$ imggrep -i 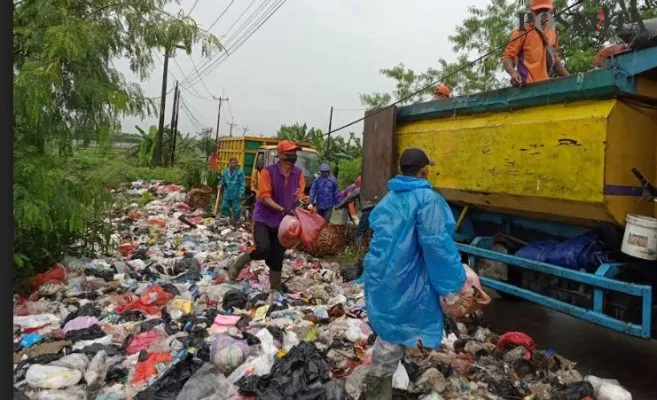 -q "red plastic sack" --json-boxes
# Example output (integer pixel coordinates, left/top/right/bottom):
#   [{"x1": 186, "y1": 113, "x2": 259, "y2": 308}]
[
  {"x1": 593, "y1": 44, "x2": 629, "y2": 67},
  {"x1": 139, "y1": 285, "x2": 173, "y2": 307},
  {"x1": 497, "y1": 331, "x2": 536, "y2": 353},
  {"x1": 31, "y1": 265, "x2": 67, "y2": 290},
  {"x1": 125, "y1": 329, "x2": 168, "y2": 354},
  {"x1": 132, "y1": 352, "x2": 172, "y2": 383},
  {"x1": 117, "y1": 243, "x2": 137, "y2": 256},
  {"x1": 278, "y1": 215, "x2": 301, "y2": 249},
  {"x1": 295, "y1": 208, "x2": 326, "y2": 249},
  {"x1": 147, "y1": 217, "x2": 166, "y2": 228}
]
